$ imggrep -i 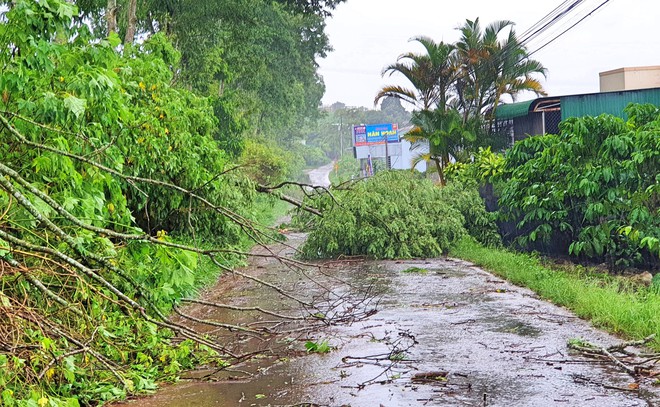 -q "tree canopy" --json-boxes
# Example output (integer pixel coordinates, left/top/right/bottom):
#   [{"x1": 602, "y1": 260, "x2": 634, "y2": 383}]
[
  {"x1": 0, "y1": 1, "x2": 342, "y2": 405},
  {"x1": 65, "y1": 0, "x2": 334, "y2": 148}
]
